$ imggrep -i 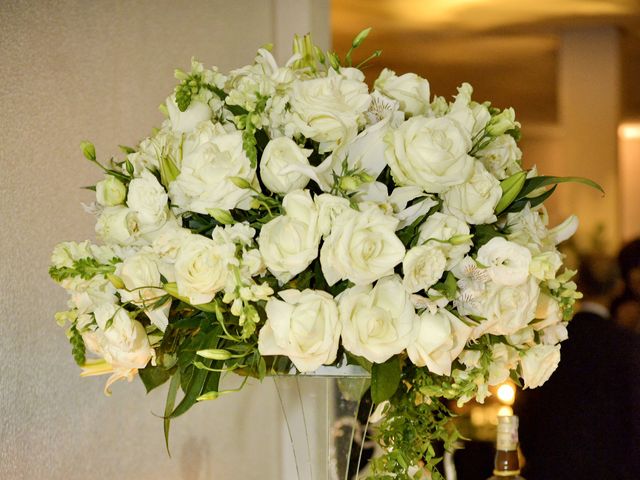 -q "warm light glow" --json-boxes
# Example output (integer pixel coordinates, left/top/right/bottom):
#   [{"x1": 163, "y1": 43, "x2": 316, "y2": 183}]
[
  {"x1": 498, "y1": 406, "x2": 514, "y2": 417},
  {"x1": 619, "y1": 123, "x2": 640, "y2": 140},
  {"x1": 497, "y1": 383, "x2": 516, "y2": 405}
]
